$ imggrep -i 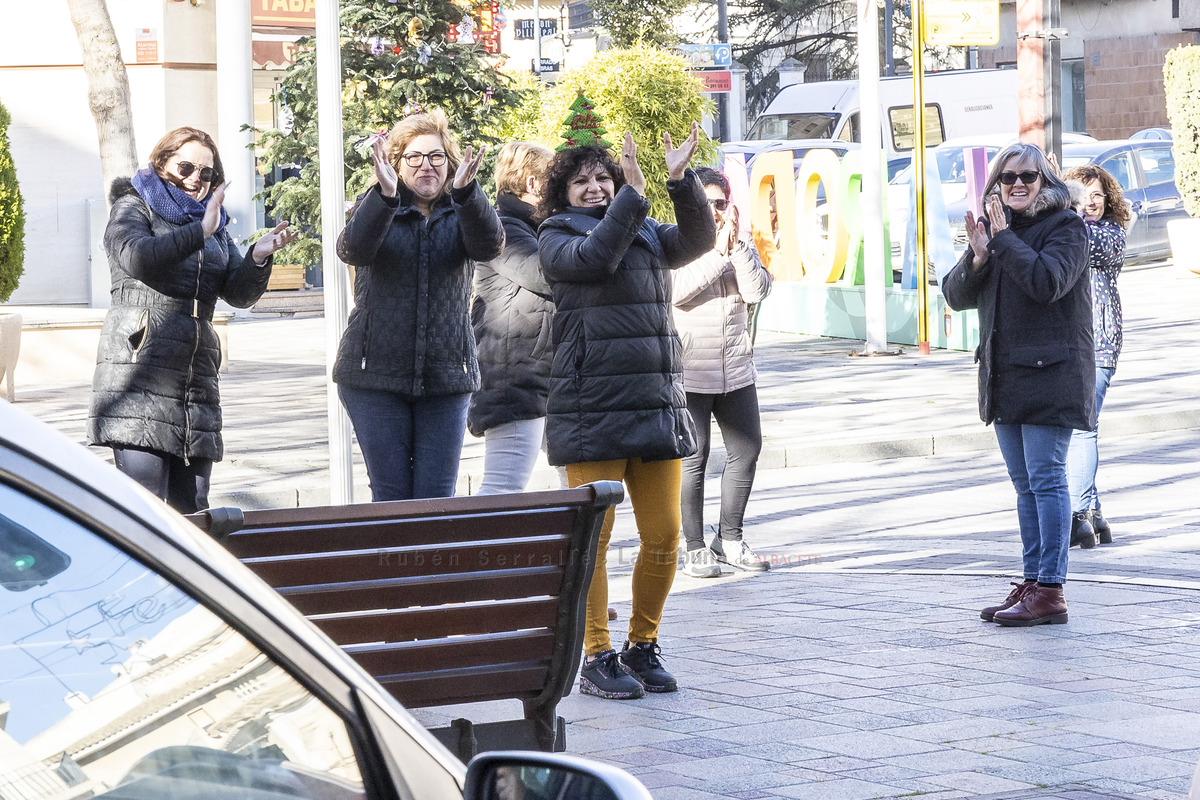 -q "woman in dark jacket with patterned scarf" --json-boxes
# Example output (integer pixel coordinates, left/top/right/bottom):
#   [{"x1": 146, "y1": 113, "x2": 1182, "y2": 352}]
[
  {"x1": 335, "y1": 109, "x2": 504, "y2": 501},
  {"x1": 537, "y1": 124, "x2": 715, "y2": 700},
  {"x1": 944, "y1": 142, "x2": 1092, "y2": 628},
  {"x1": 468, "y1": 141, "x2": 556, "y2": 494},
  {"x1": 89, "y1": 126, "x2": 296, "y2": 513}
]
